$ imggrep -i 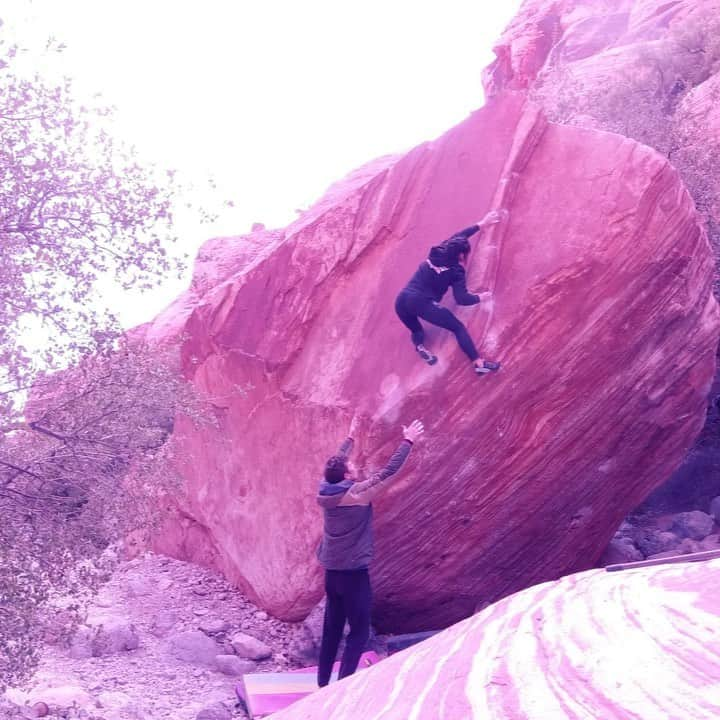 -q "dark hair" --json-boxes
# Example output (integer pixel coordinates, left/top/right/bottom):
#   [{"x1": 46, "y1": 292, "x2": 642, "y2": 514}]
[
  {"x1": 324, "y1": 455, "x2": 348, "y2": 483},
  {"x1": 446, "y1": 237, "x2": 471, "y2": 263},
  {"x1": 428, "y1": 237, "x2": 471, "y2": 268}
]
